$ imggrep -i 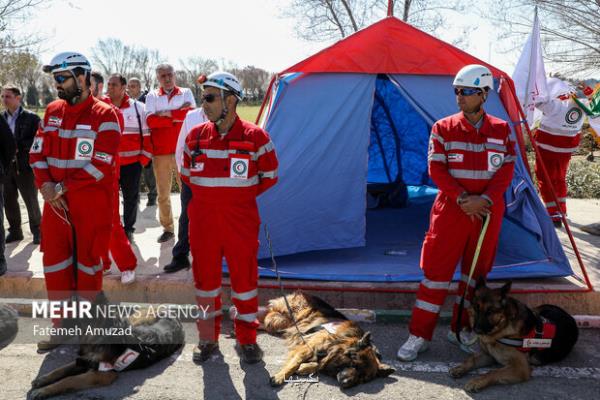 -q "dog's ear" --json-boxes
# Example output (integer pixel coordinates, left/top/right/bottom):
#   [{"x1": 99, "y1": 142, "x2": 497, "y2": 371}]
[
  {"x1": 377, "y1": 362, "x2": 395, "y2": 378},
  {"x1": 500, "y1": 281, "x2": 512, "y2": 298},
  {"x1": 475, "y1": 276, "x2": 487, "y2": 290},
  {"x1": 358, "y1": 332, "x2": 372, "y2": 349}
]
